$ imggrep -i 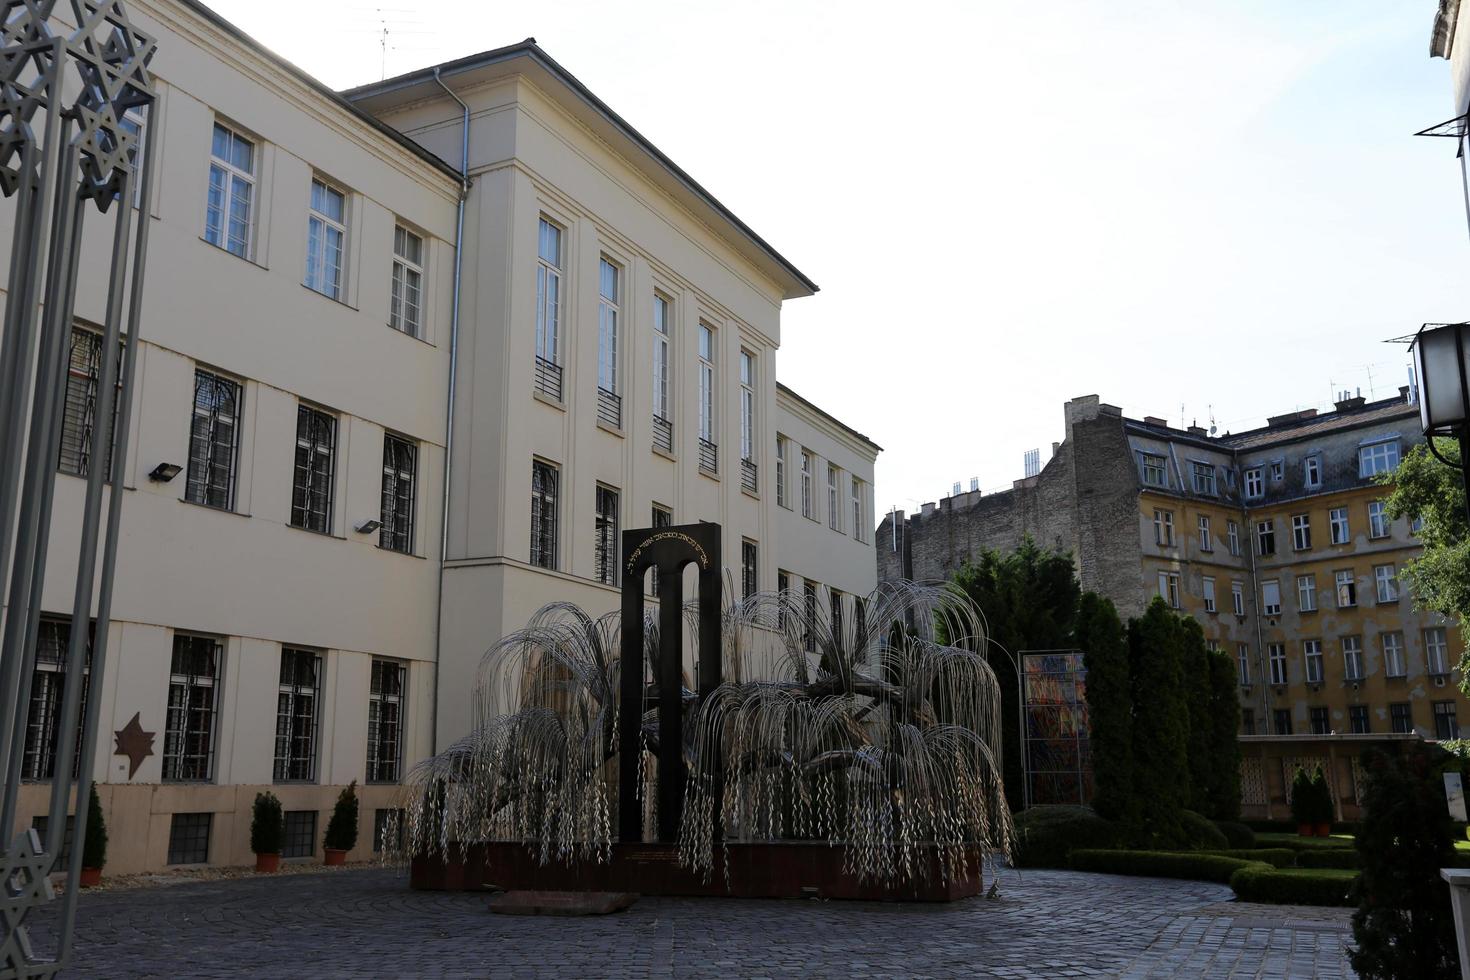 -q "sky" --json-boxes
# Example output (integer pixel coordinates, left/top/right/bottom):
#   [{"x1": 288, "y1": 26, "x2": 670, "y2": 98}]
[{"x1": 205, "y1": 0, "x2": 1470, "y2": 516}]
